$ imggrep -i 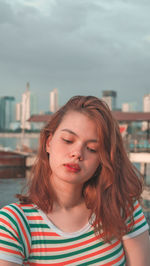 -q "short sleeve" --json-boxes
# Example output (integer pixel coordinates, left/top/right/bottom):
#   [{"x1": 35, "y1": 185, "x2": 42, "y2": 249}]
[
  {"x1": 0, "y1": 203, "x2": 31, "y2": 264},
  {"x1": 122, "y1": 200, "x2": 149, "y2": 240}
]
